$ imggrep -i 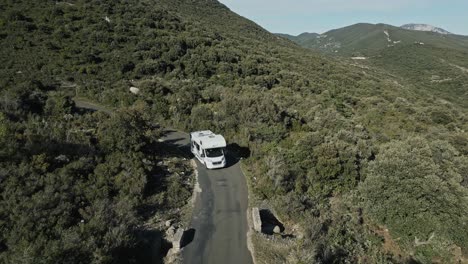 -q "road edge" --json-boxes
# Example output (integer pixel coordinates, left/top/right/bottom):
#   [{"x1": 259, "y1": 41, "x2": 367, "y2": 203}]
[
  {"x1": 190, "y1": 159, "x2": 202, "y2": 205},
  {"x1": 240, "y1": 162, "x2": 258, "y2": 264}
]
